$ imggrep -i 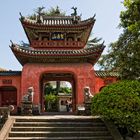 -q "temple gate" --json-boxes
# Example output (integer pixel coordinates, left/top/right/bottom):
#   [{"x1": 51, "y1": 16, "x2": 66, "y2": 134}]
[{"x1": 8, "y1": 7, "x2": 105, "y2": 113}]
